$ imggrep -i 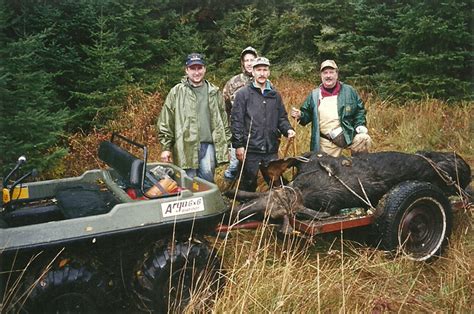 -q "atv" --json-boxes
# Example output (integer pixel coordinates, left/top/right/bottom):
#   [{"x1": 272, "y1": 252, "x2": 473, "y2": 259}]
[{"x1": 0, "y1": 134, "x2": 227, "y2": 313}]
